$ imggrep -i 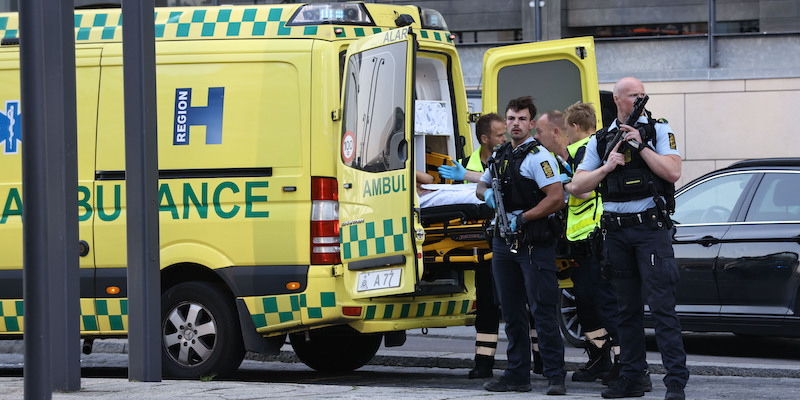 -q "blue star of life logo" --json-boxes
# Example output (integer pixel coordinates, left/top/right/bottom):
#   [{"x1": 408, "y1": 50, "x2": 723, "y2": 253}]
[{"x1": 0, "y1": 100, "x2": 21, "y2": 155}]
